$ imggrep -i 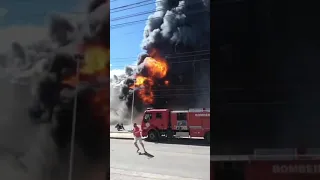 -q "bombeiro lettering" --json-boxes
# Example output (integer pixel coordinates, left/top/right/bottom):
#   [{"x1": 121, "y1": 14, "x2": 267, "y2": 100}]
[
  {"x1": 272, "y1": 164, "x2": 320, "y2": 173},
  {"x1": 195, "y1": 114, "x2": 210, "y2": 117}
]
